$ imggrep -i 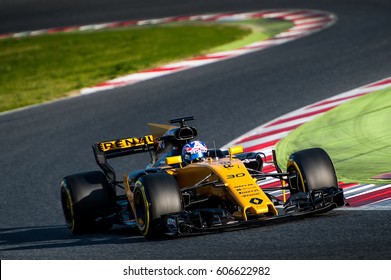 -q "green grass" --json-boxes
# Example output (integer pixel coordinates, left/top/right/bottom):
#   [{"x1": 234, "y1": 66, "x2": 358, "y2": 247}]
[
  {"x1": 0, "y1": 25, "x2": 249, "y2": 112},
  {"x1": 210, "y1": 19, "x2": 293, "y2": 52},
  {"x1": 276, "y1": 88, "x2": 391, "y2": 185},
  {"x1": 0, "y1": 19, "x2": 291, "y2": 113}
]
